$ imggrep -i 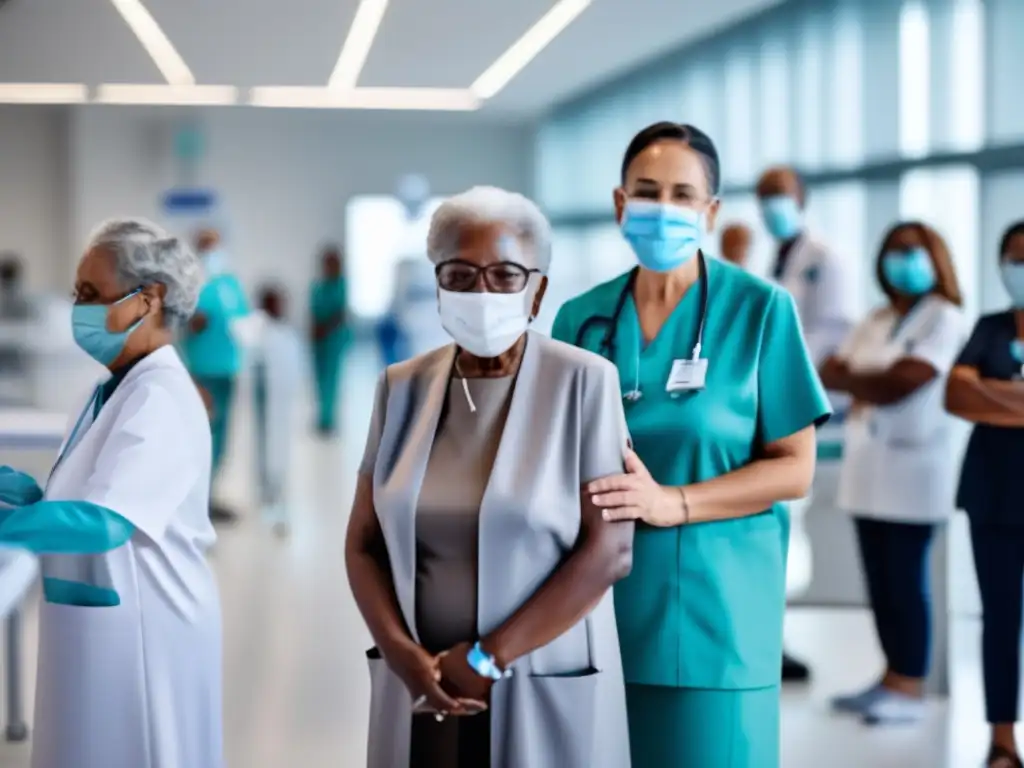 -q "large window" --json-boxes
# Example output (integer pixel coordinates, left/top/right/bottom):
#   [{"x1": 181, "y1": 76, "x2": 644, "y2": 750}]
[
  {"x1": 899, "y1": 0, "x2": 931, "y2": 158},
  {"x1": 344, "y1": 195, "x2": 443, "y2": 320}
]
